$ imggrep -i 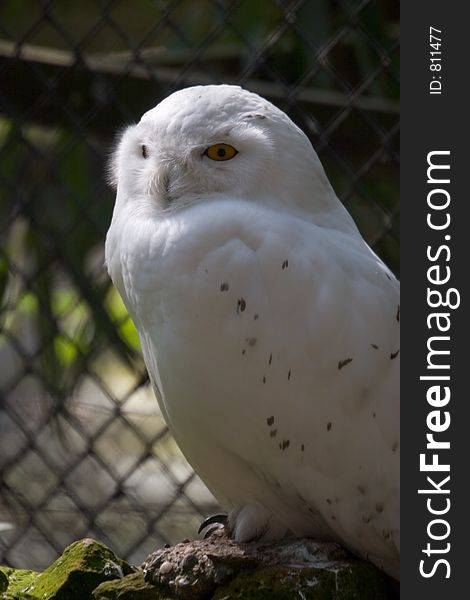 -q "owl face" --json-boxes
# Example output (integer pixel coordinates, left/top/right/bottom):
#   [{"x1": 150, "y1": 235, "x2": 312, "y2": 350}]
[{"x1": 109, "y1": 85, "x2": 318, "y2": 213}]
